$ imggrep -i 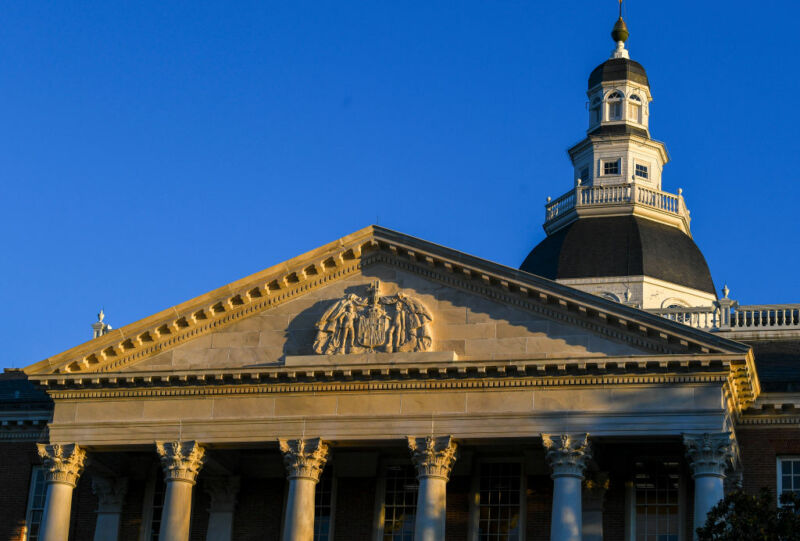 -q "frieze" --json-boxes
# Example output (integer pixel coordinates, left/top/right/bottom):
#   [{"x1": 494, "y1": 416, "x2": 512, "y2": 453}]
[{"x1": 313, "y1": 281, "x2": 433, "y2": 355}]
